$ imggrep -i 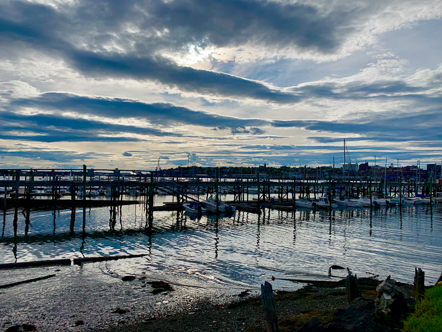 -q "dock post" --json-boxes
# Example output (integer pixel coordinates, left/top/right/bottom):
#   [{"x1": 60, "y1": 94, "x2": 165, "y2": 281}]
[
  {"x1": 82, "y1": 165, "x2": 87, "y2": 200},
  {"x1": 215, "y1": 168, "x2": 219, "y2": 213},
  {"x1": 15, "y1": 170, "x2": 20, "y2": 201},
  {"x1": 328, "y1": 176, "x2": 332, "y2": 210},
  {"x1": 399, "y1": 178, "x2": 402, "y2": 206},
  {"x1": 369, "y1": 177, "x2": 372, "y2": 207},
  {"x1": 292, "y1": 177, "x2": 296, "y2": 210},
  {"x1": 257, "y1": 172, "x2": 261, "y2": 214},
  {"x1": 3, "y1": 183, "x2": 6, "y2": 210},
  {"x1": 148, "y1": 172, "x2": 154, "y2": 228}
]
